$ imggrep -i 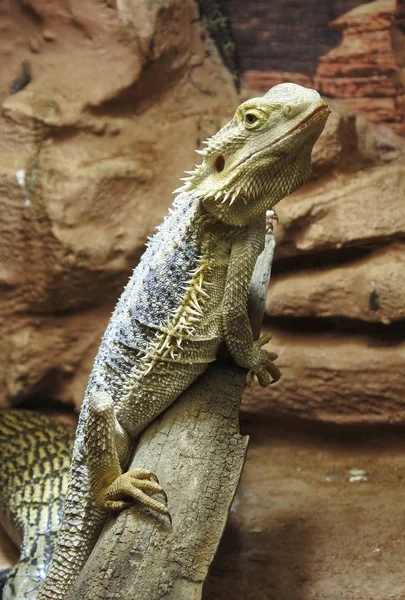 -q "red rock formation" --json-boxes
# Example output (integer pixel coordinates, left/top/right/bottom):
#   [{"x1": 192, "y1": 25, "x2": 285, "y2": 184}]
[{"x1": 314, "y1": 0, "x2": 405, "y2": 133}]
